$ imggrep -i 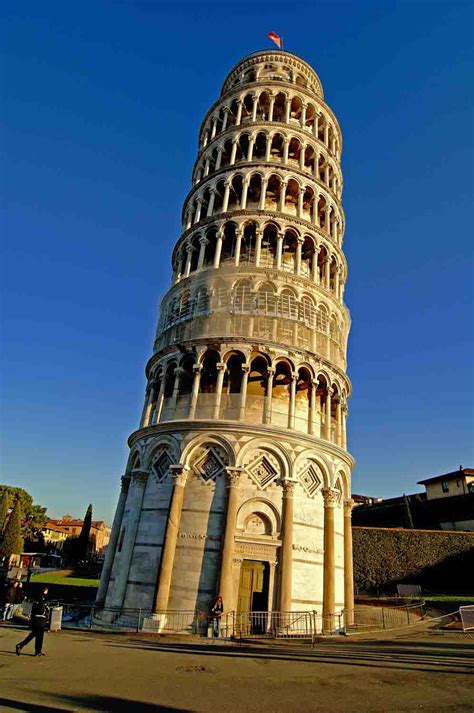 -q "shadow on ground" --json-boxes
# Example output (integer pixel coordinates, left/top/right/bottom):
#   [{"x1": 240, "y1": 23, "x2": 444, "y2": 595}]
[
  {"x1": 0, "y1": 695, "x2": 194, "y2": 713},
  {"x1": 100, "y1": 637, "x2": 474, "y2": 675}
]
